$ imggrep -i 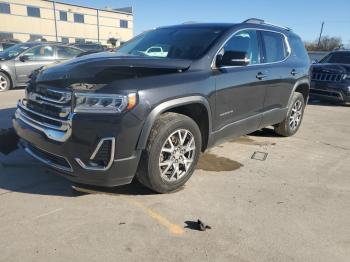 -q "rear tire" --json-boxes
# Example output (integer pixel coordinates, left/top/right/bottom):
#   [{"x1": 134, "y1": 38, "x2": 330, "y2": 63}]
[
  {"x1": 0, "y1": 72, "x2": 11, "y2": 92},
  {"x1": 274, "y1": 92, "x2": 305, "y2": 136},
  {"x1": 136, "y1": 112, "x2": 202, "y2": 193}
]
